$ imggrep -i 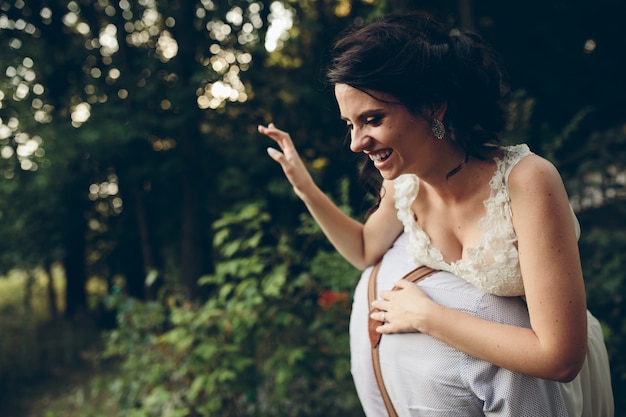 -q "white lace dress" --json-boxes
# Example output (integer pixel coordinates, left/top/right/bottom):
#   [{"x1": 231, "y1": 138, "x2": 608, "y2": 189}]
[
  {"x1": 395, "y1": 144, "x2": 534, "y2": 296},
  {"x1": 391, "y1": 144, "x2": 614, "y2": 416}
]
